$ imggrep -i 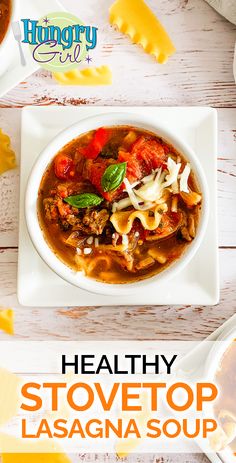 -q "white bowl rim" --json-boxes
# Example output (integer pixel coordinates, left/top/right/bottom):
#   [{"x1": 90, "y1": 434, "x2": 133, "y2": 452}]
[
  {"x1": 205, "y1": 325, "x2": 236, "y2": 382},
  {"x1": 0, "y1": 0, "x2": 16, "y2": 55},
  {"x1": 25, "y1": 111, "x2": 210, "y2": 296}
]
